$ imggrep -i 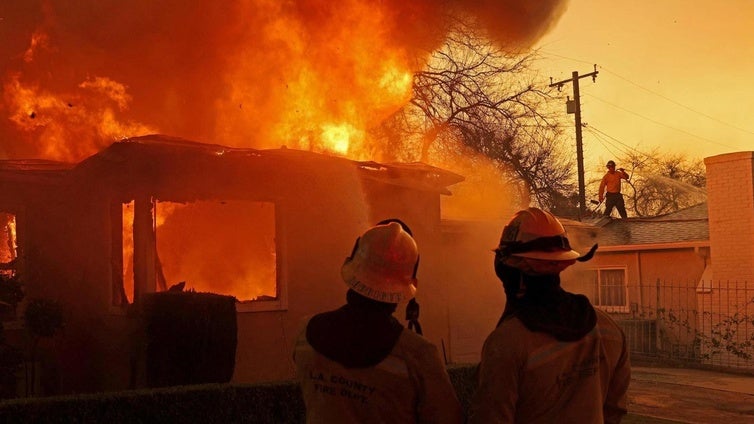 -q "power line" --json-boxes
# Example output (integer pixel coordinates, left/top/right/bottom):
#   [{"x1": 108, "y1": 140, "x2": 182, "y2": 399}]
[
  {"x1": 598, "y1": 66, "x2": 754, "y2": 136},
  {"x1": 587, "y1": 126, "x2": 642, "y2": 157},
  {"x1": 585, "y1": 126, "x2": 632, "y2": 159},
  {"x1": 587, "y1": 125, "x2": 705, "y2": 180},
  {"x1": 539, "y1": 51, "x2": 754, "y2": 136},
  {"x1": 585, "y1": 94, "x2": 740, "y2": 150}
]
